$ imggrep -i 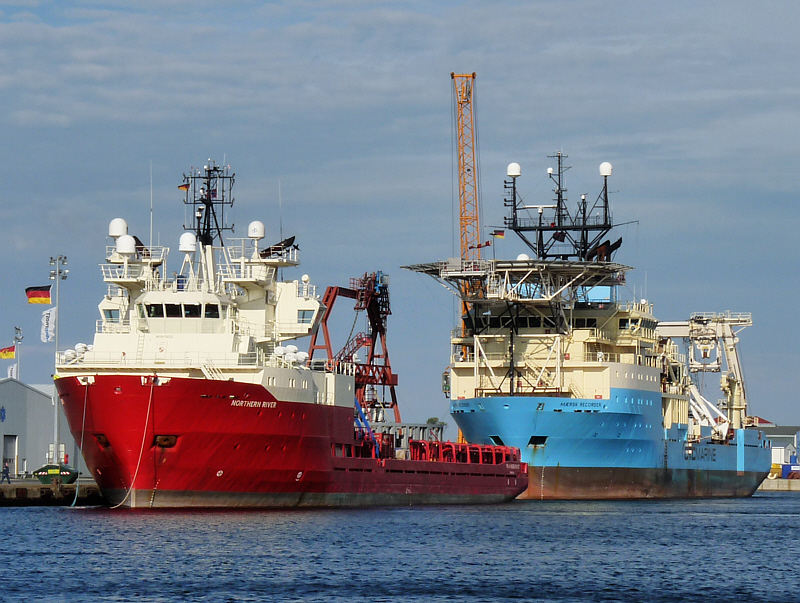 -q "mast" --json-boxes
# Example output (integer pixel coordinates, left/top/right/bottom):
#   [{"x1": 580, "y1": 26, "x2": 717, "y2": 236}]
[
  {"x1": 182, "y1": 160, "x2": 235, "y2": 247},
  {"x1": 504, "y1": 154, "x2": 619, "y2": 262},
  {"x1": 181, "y1": 160, "x2": 235, "y2": 291}
]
